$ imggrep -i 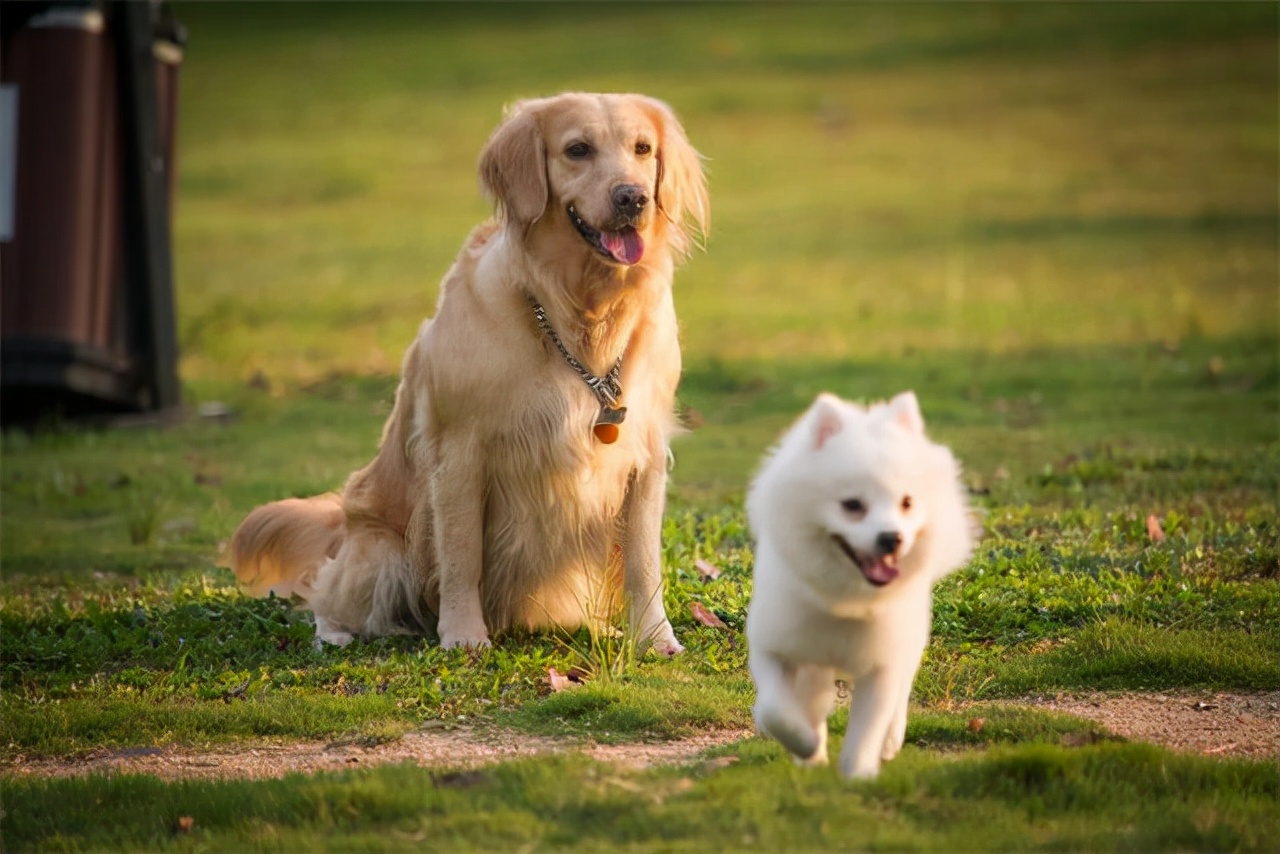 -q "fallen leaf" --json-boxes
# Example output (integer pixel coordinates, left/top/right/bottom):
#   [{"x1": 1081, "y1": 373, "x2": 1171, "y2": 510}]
[
  {"x1": 699, "y1": 756, "x2": 739, "y2": 774},
  {"x1": 547, "y1": 667, "x2": 577, "y2": 692},
  {"x1": 1146, "y1": 514, "x2": 1166, "y2": 542},
  {"x1": 967, "y1": 717, "x2": 986, "y2": 733},
  {"x1": 690, "y1": 602, "x2": 728, "y2": 630},
  {"x1": 1202, "y1": 742, "x2": 1237, "y2": 755},
  {"x1": 176, "y1": 816, "x2": 194, "y2": 833},
  {"x1": 694, "y1": 558, "x2": 721, "y2": 582}
]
